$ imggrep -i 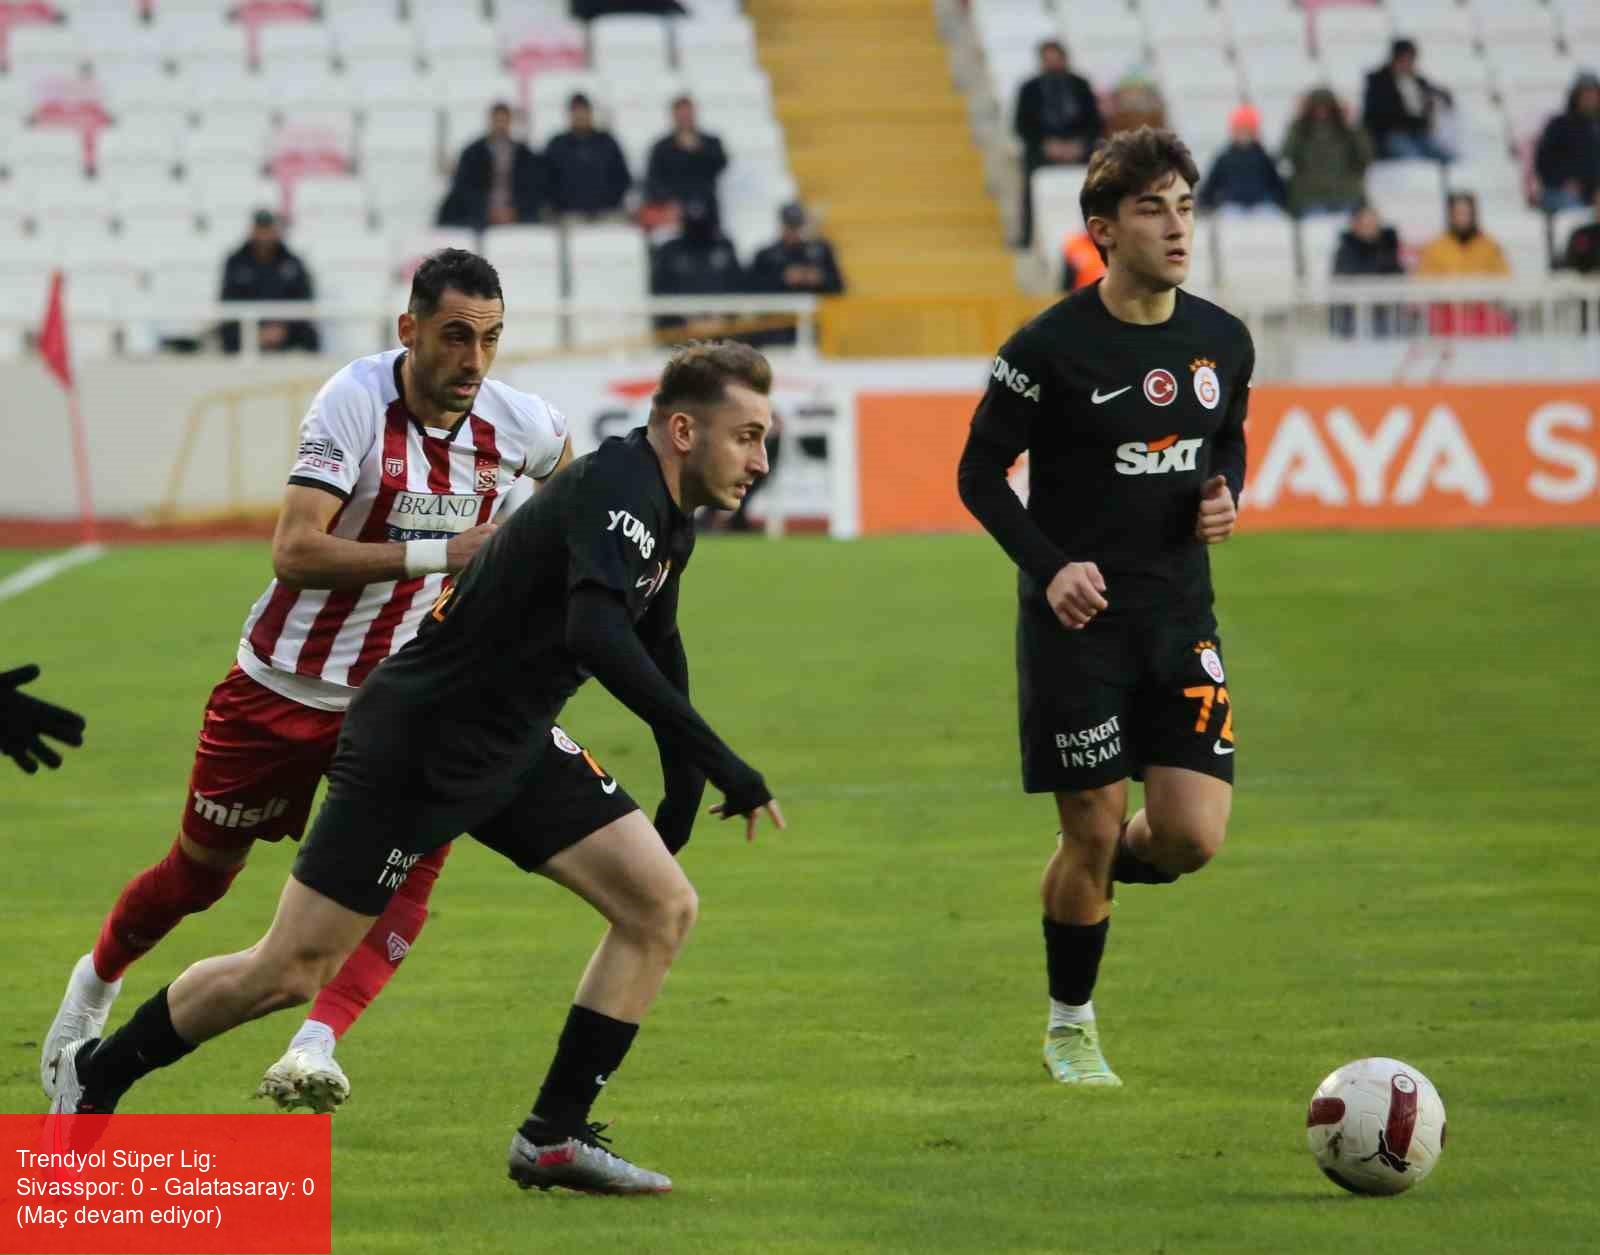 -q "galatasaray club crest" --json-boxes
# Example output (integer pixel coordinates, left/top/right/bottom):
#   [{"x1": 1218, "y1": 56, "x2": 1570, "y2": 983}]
[{"x1": 1190, "y1": 358, "x2": 1220, "y2": 410}]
